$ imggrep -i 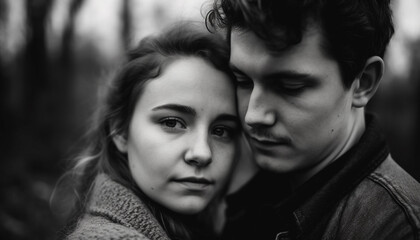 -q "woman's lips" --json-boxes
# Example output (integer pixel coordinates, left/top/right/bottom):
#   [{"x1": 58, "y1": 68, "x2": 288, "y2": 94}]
[{"x1": 172, "y1": 177, "x2": 214, "y2": 190}]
